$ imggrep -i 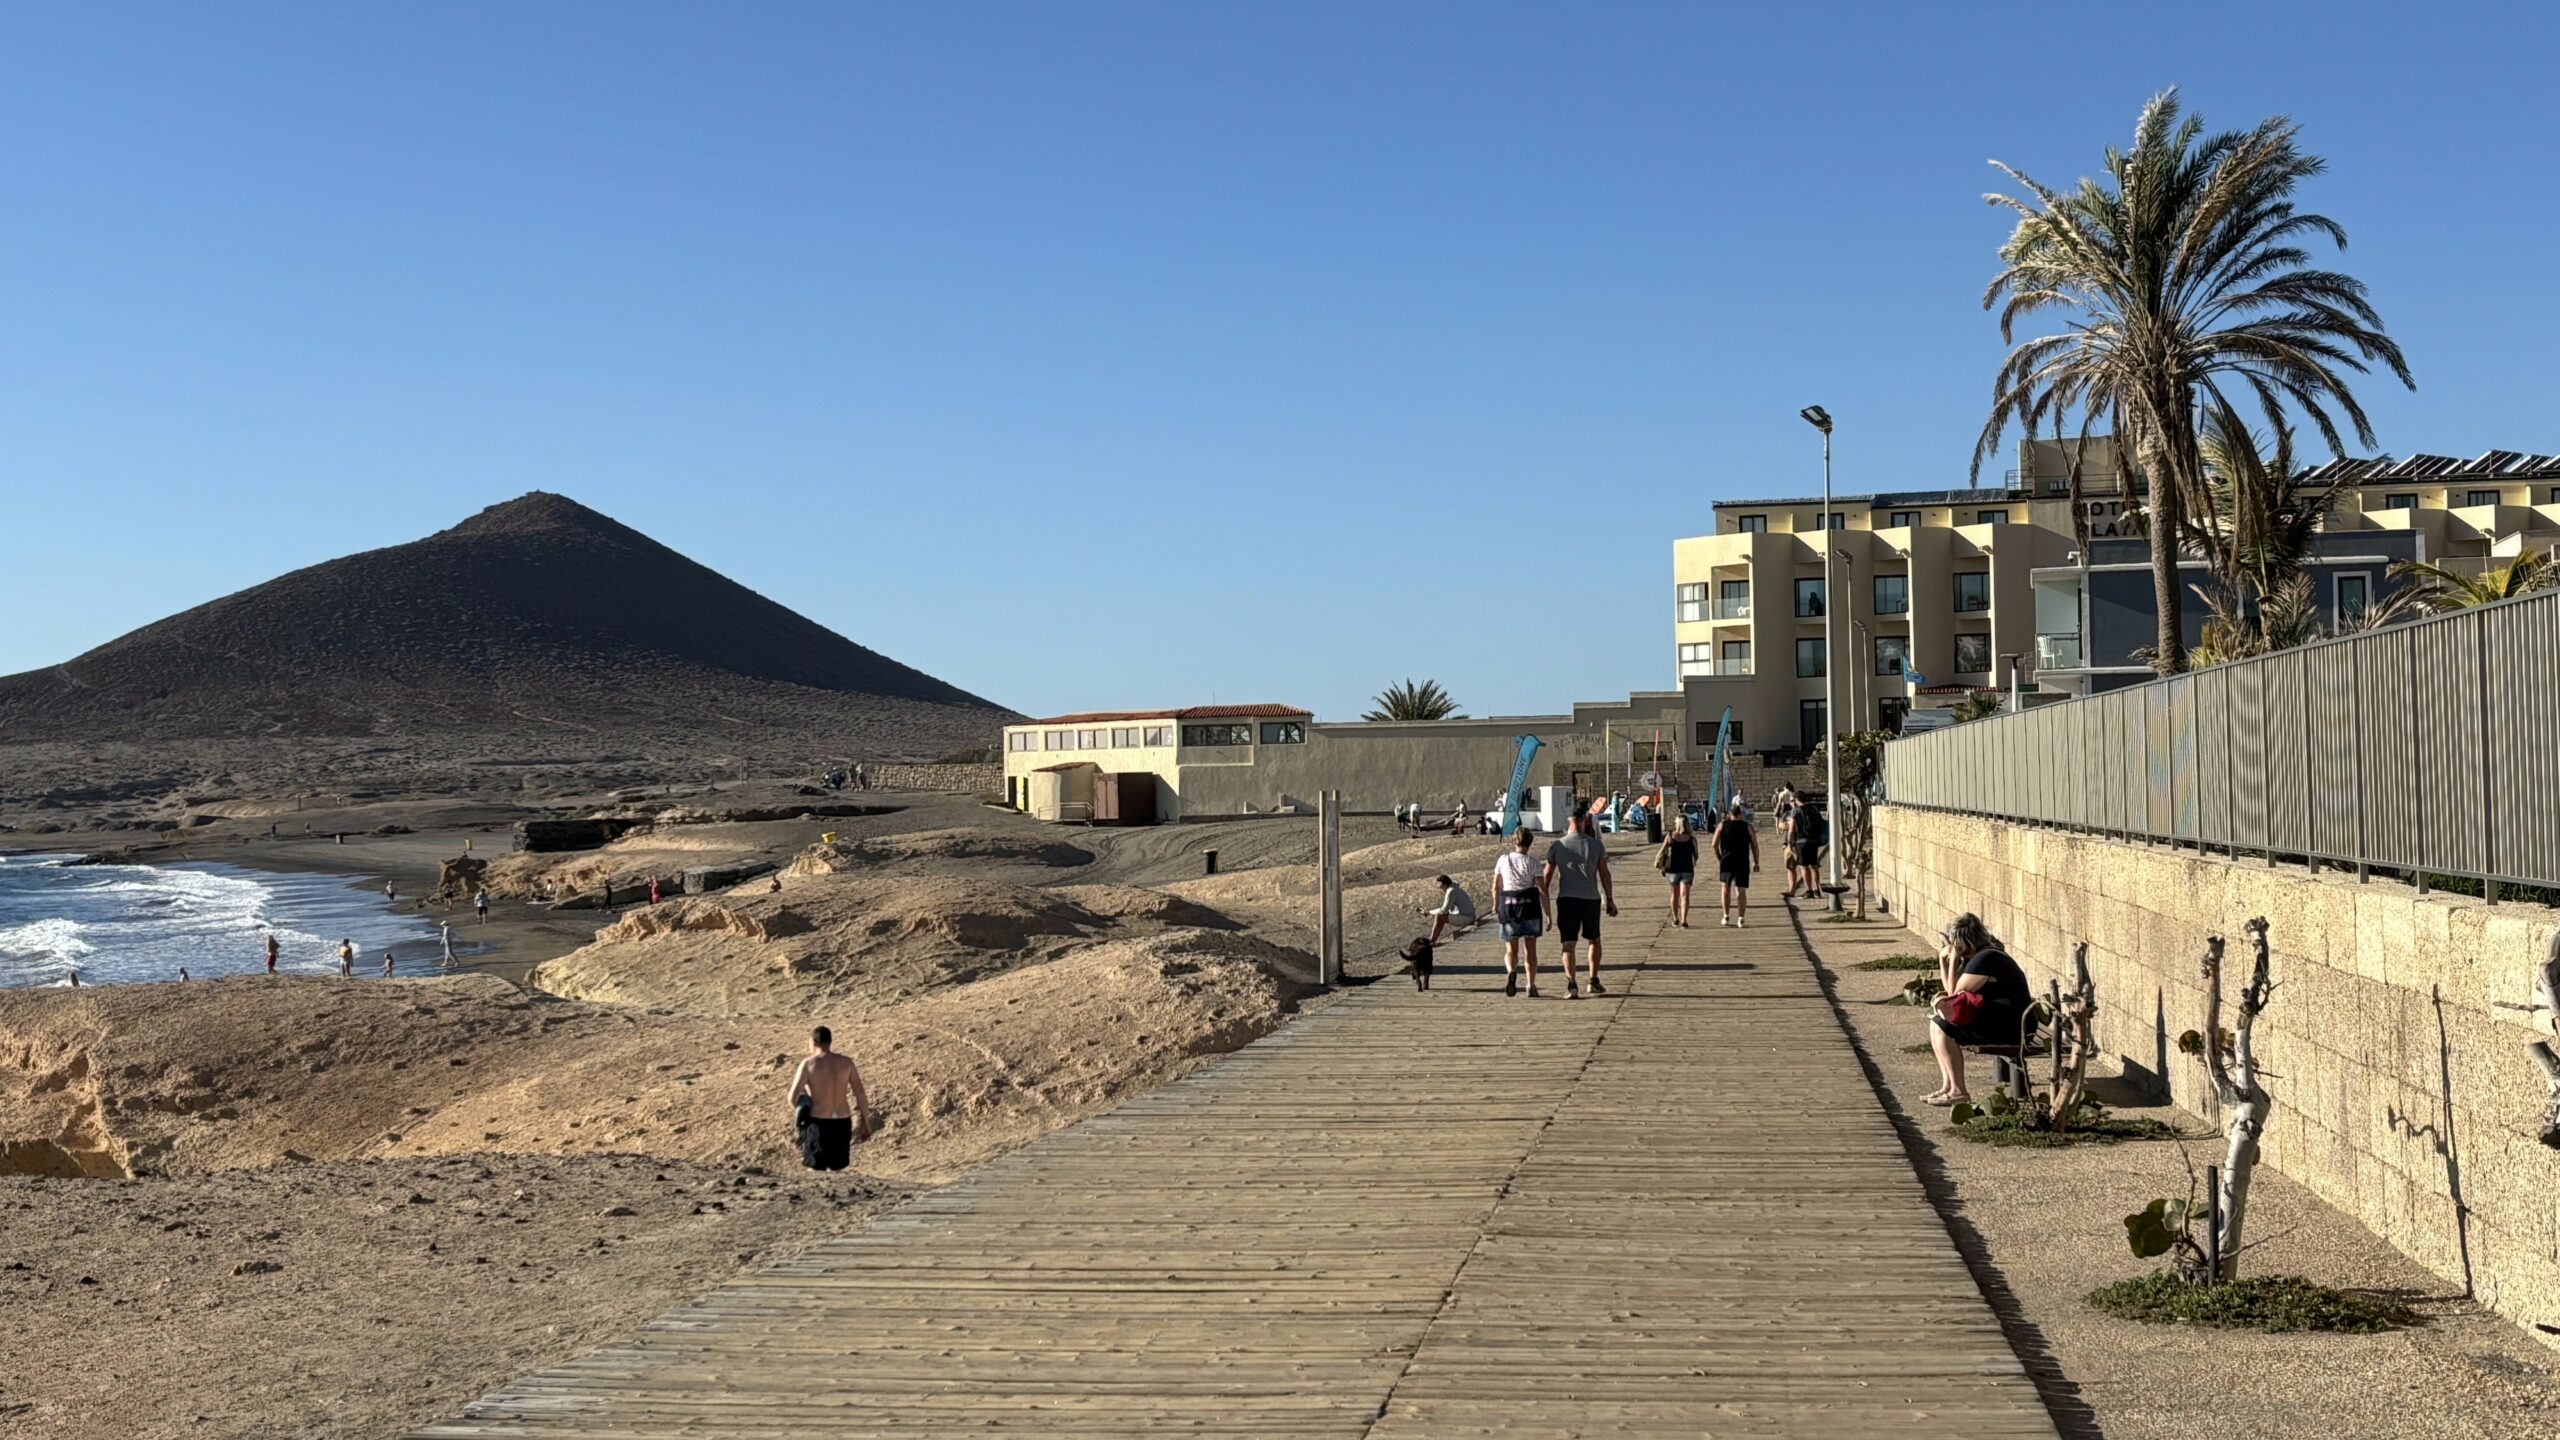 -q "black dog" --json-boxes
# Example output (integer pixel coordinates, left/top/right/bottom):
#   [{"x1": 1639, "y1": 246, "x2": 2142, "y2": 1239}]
[{"x1": 1400, "y1": 937, "x2": 1435, "y2": 991}]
